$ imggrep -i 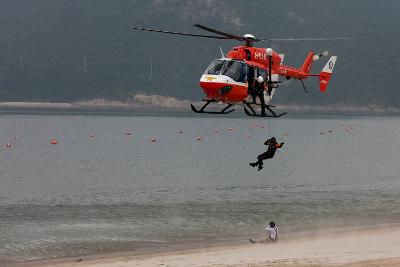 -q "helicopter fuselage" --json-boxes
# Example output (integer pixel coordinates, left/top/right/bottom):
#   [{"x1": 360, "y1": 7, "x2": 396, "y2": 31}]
[{"x1": 199, "y1": 46, "x2": 283, "y2": 103}]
